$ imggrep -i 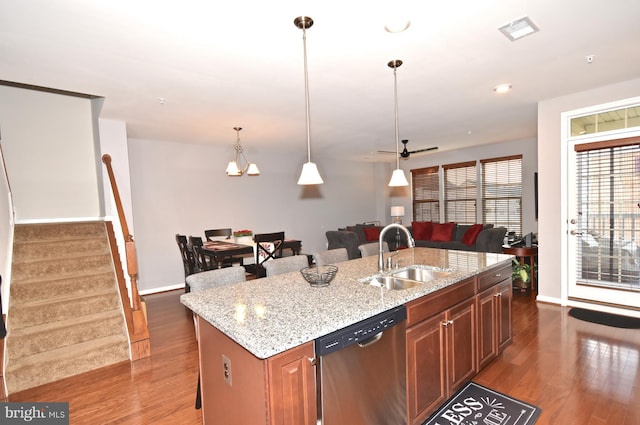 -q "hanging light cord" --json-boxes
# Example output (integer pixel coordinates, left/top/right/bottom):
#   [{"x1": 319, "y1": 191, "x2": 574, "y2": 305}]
[
  {"x1": 392, "y1": 63, "x2": 401, "y2": 170},
  {"x1": 302, "y1": 20, "x2": 312, "y2": 163}
]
